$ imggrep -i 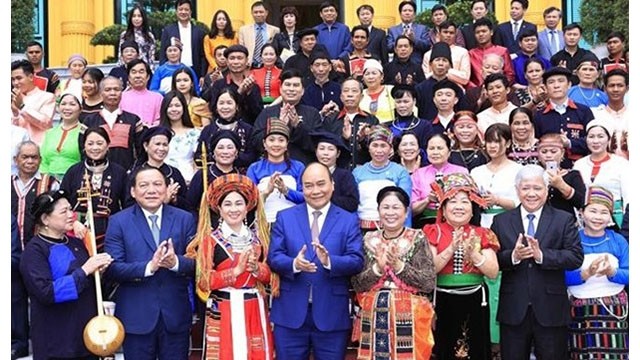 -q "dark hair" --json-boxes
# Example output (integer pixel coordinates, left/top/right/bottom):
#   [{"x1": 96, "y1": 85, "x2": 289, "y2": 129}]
[
  {"x1": 82, "y1": 127, "x2": 111, "y2": 148},
  {"x1": 483, "y1": 72, "x2": 509, "y2": 89},
  {"x1": 395, "y1": 34, "x2": 414, "y2": 48},
  {"x1": 484, "y1": 123, "x2": 512, "y2": 145},
  {"x1": 260, "y1": 43, "x2": 278, "y2": 57},
  {"x1": 427, "y1": 132, "x2": 452, "y2": 150},
  {"x1": 160, "y1": 91, "x2": 194, "y2": 129},
  {"x1": 280, "y1": 68, "x2": 303, "y2": 82},
  {"x1": 175, "y1": 0, "x2": 192, "y2": 10},
  {"x1": 391, "y1": 84, "x2": 417, "y2": 99},
  {"x1": 508, "y1": 106, "x2": 533, "y2": 126},
  {"x1": 126, "y1": 58, "x2": 152, "y2": 76},
  {"x1": 357, "y1": 4, "x2": 374, "y2": 15},
  {"x1": 209, "y1": 10, "x2": 235, "y2": 39},
  {"x1": 11, "y1": 60, "x2": 34, "y2": 75},
  {"x1": 451, "y1": 111, "x2": 483, "y2": 150},
  {"x1": 563, "y1": 23, "x2": 583, "y2": 33},
  {"x1": 82, "y1": 67, "x2": 105, "y2": 86},
  {"x1": 214, "y1": 44, "x2": 228, "y2": 56},
  {"x1": 524, "y1": 57, "x2": 546, "y2": 73},
  {"x1": 377, "y1": 186, "x2": 410, "y2": 209},
  {"x1": 58, "y1": 93, "x2": 82, "y2": 107},
  {"x1": 518, "y1": 28, "x2": 538, "y2": 42},
  {"x1": 606, "y1": 31, "x2": 625, "y2": 43},
  {"x1": 393, "y1": 130, "x2": 420, "y2": 157},
  {"x1": 351, "y1": 25, "x2": 369, "y2": 38},
  {"x1": 604, "y1": 68, "x2": 629, "y2": 86},
  {"x1": 319, "y1": 1, "x2": 337, "y2": 12},
  {"x1": 124, "y1": 4, "x2": 154, "y2": 44},
  {"x1": 25, "y1": 40, "x2": 43, "y2": 50},
  {"x1": 131, "y1": 166, "x2": 169, "y2": 187},
  {"x1": 213, "y1": 87, "x2": 241, "y2": 120},
  {"x1": 280, "y1": 6, "x2": 299, "y2": 32},
  {"x1": 251, "y1": 1, "x2": 267, "y2": 11},
  {"x1": 438, "y1": 20, "x2": 457, "y2": 32},
  {"x1": 431, "y1": 4, "x2": 448, "y2": 15},
  {"x1": 171, "y1": 66, "x2": 197, "y2": 97},
  {"x1": 441, "y1": 195, "x2": 482, "y2": 226},
  {"x1": 543, "y1": 6, "x2": 561, "y2": 17},
  {"x1": 471, "y1": 0, "x2": 488, "y2": 8},
  {"x1": 398, "y1": 0, "x2": 416, "y2": 13},
  {"x1": 511, "y1": 0, "x2": 529, "y2": 9},
  {"x1": 31, "y1": 190, "x2": 69, "y2": 227},
  {"x1": 473, "y1": 17, "x2": 493, "y2": 31}
]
